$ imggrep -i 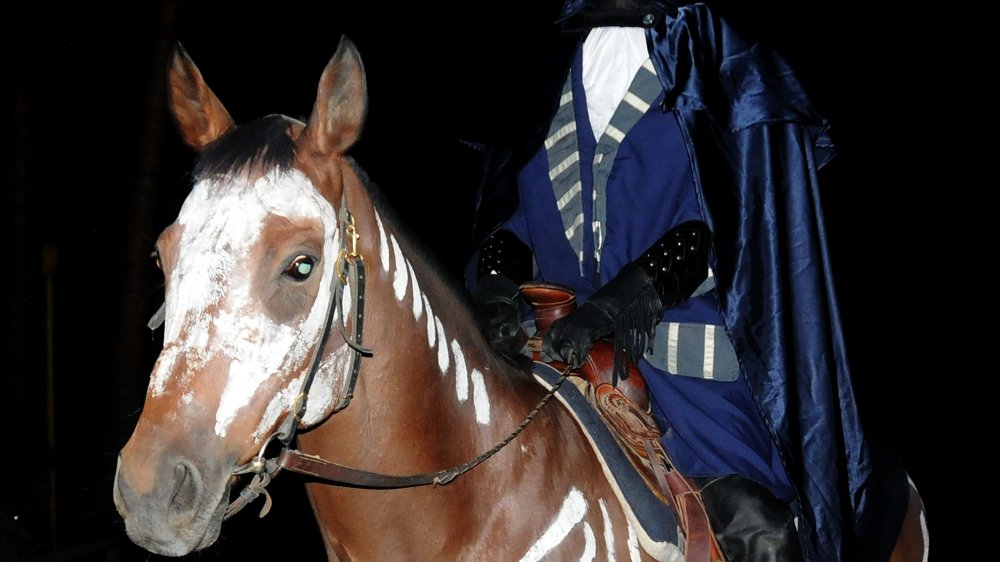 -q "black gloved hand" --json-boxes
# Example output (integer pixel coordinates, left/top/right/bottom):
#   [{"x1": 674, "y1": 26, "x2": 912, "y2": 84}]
[
  {"x1": 473, "y1": 273, "x2": 528, "y2": 355},
  {"x1": 542, "y1": 263, "x2": 659, "y2": 371},
  {"x1": 542, "y1": 221, "x2": 709, "y2": 379},
  {"x1": 541, "y1": 301, "x2": 614, "y2": 368}
]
